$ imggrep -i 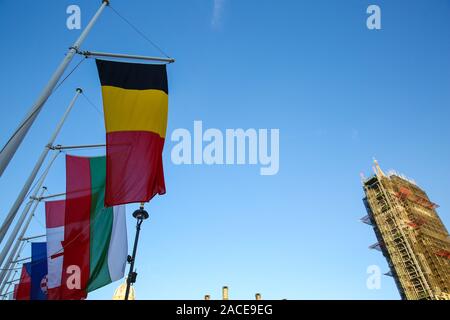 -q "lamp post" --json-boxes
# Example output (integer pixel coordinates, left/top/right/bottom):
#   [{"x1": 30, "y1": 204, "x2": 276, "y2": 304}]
[{"x1": 124, "y1": 203, "x2": 149, "y2": 300}]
